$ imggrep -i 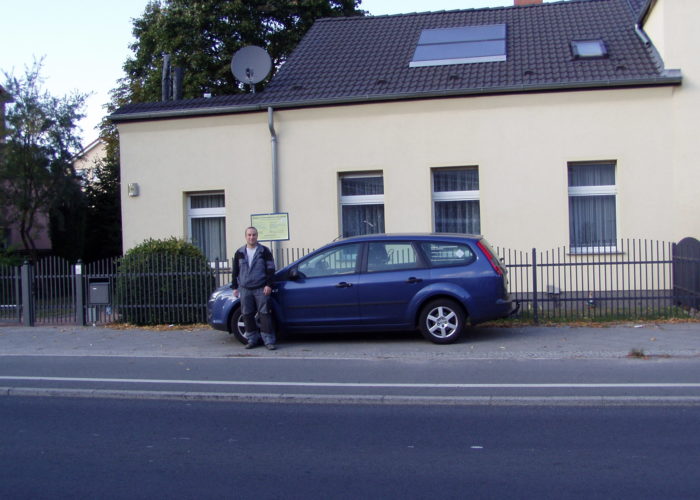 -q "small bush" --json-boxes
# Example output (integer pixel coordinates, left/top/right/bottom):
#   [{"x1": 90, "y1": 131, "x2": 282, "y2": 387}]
[{"x1": 115, "y1": 237, "x2": 214, "y2": 325}]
